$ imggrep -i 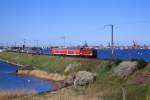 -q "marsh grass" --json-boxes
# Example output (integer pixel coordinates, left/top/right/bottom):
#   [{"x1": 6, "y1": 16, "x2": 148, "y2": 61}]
[{"x1": 0, "y1": 90, "x2": 36, "y2": 100}]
